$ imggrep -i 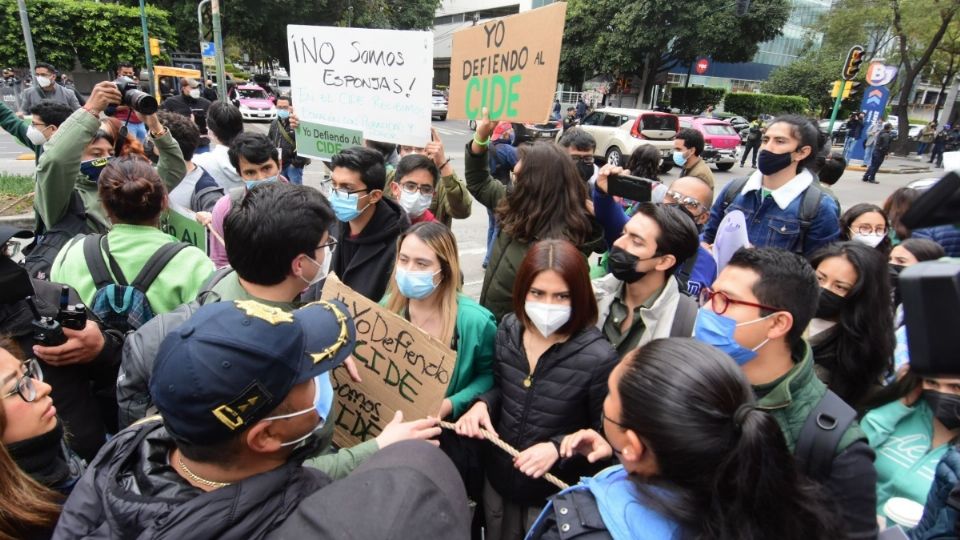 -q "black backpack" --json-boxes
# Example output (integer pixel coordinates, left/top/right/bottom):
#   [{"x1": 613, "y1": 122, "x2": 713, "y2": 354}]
[
  {"x1": 720, "y1": 176, "x2": 829, "y2": 255},
  {"x1": 23, "y1": 191, "x2": 102, "y2": 280},
  {"x1": 83, "y1": 235, "x2": 188, "y2": 333},
  {"x1": 794, "y1": 389, "x2": 858, "y2": 480}
]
